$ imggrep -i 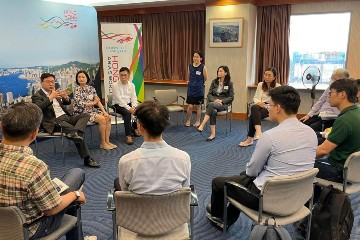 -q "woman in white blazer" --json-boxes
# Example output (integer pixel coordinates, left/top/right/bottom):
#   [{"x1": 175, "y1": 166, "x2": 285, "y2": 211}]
[{"x1": 239, "y1": 67, "x2": 281, "y2": 147}]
